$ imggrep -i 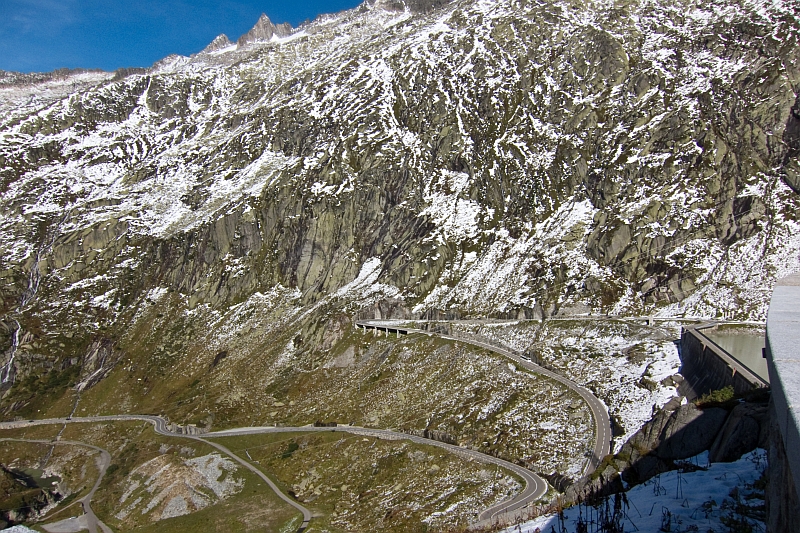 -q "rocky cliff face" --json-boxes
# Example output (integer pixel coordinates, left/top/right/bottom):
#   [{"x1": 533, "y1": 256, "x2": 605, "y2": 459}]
[{"x1": 0, "y1": 0, "x2": 798, "y2": 417}]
